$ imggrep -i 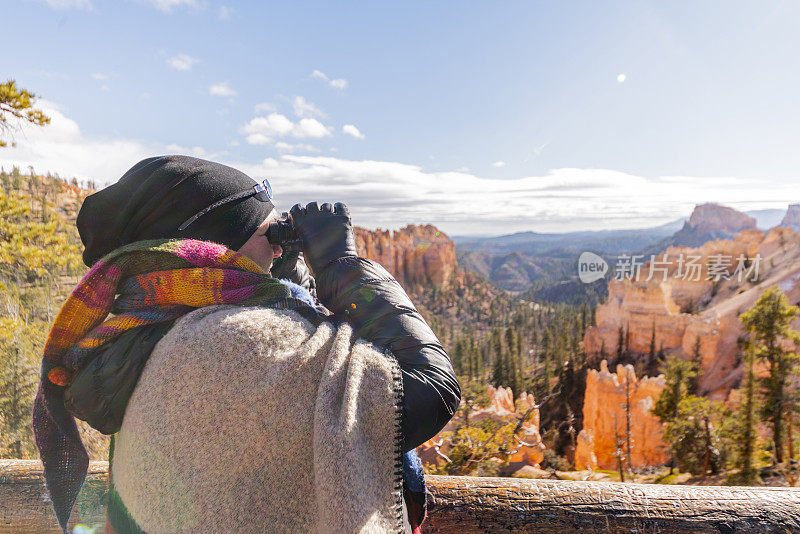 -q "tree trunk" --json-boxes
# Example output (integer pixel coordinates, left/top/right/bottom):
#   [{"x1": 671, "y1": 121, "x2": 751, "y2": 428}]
[
  {"x1": 701, "y1": 415, "x2": 711, "y2": 477},
  {"x1": 788, "y1": 410, "x2": 795, "y2": 486}
]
